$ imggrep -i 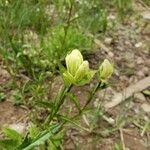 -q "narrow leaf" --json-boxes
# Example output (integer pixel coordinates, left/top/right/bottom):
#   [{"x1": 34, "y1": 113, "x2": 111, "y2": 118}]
[
  {"x1": 66, "y1": 93, "x2": 81, "y2": 112},
  {"x1": 3, "y1": 128, "x2": 22, "y2": 142},
  {"x1": 35, "y1": 101, "x2": 55, "y2": 110},
  {"x1": 20, "y1": 124, "x2": 61, "y2": 150},
  {"x1": 58, "y1": 115, "x2": 90, "y2": 132},
  {"x1": 0, "y1": 139, "x2": 18, "y2": 150}
]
